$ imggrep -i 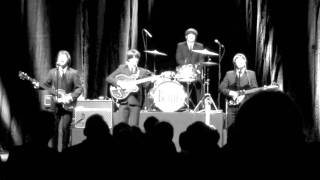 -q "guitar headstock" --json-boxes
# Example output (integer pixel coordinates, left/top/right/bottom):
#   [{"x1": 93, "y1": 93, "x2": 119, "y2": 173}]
[
  {"x1": 18, "y1": 71, "x2": 39, "y2": 85},
  {"x1": 18, "y1": 71, "x2": 30, "y2": 80}
]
